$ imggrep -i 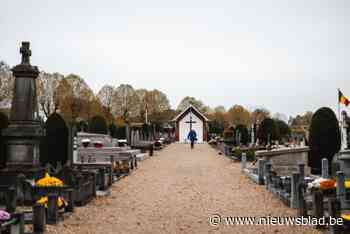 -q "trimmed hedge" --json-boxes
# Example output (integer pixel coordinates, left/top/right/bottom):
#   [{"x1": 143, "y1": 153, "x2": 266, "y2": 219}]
[
  {"x1": 232, "y1": 147, "x2": 256, "y2": 161},
  {"x1": 309, "y1": 107, "x2": 341, "y2": 174},
  {"x1": 40, "y1": 113, "x2": 68, "y2": 167},
  {"x1": 235, "y1": 124, "x2": 249, "y2": 145},
  {"x1": 89, "y1": 116, "x2": 108, "y2": 135},
  {"x1": 257, "y1": 118, "x2": 278, "y2": 145}
]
